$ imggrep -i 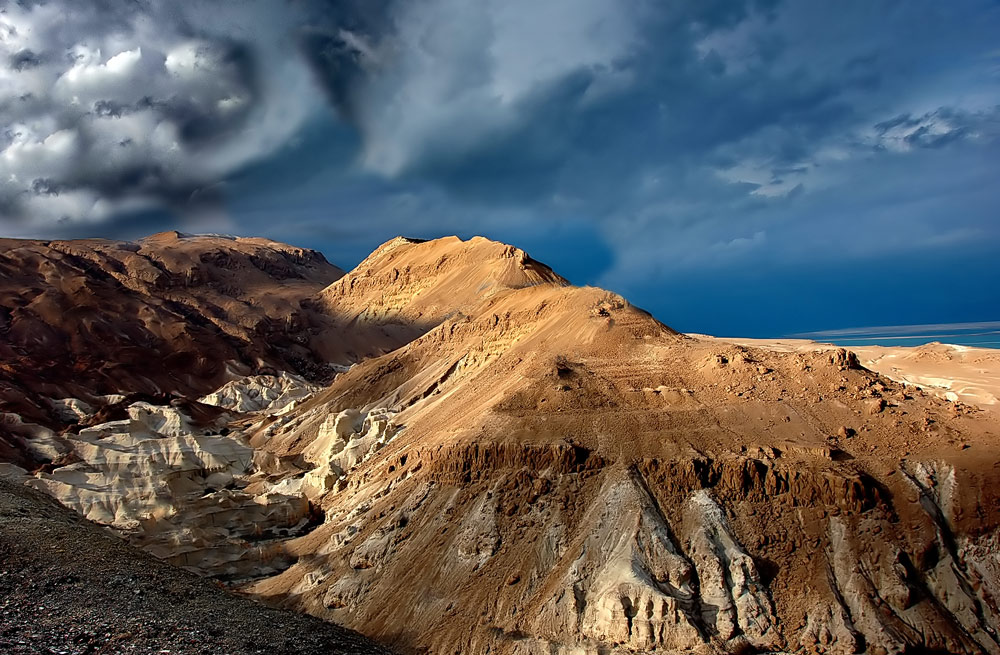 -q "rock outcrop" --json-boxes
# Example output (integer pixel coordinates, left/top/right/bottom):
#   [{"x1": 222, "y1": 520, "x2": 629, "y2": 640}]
[
  {"x1": 199, "y1": 372, "x2": 322, "y2": 414},
  {"x1": 27, "y1": 399, "x2": 316, "y2": 579}
]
